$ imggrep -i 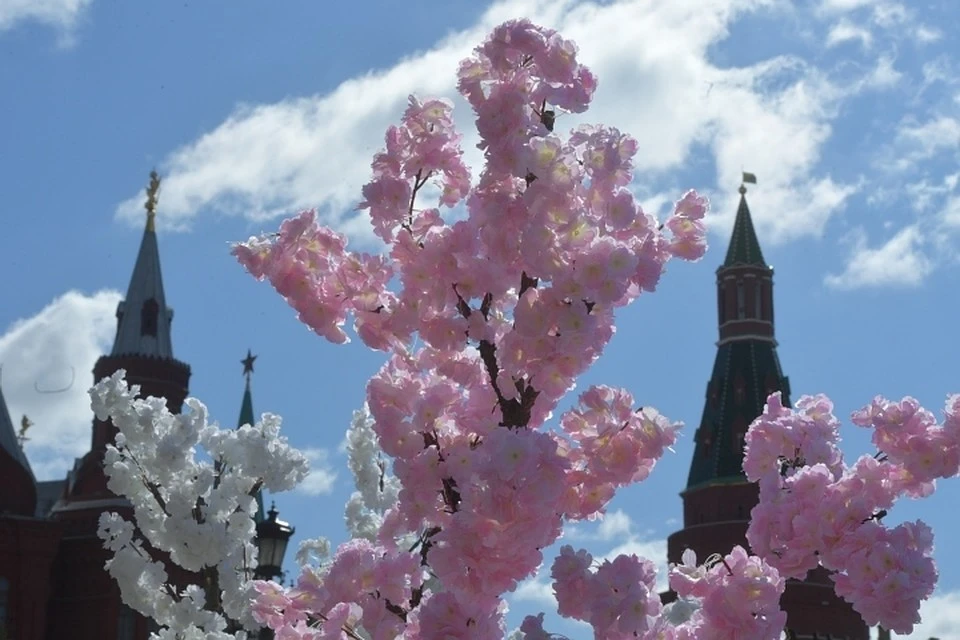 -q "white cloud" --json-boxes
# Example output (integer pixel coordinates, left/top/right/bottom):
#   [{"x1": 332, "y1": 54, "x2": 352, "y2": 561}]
[
  {"x1": 913, "y1": 25, "x2": 942, "y2": 44},
  {"x1": 943, "y1": 196, "x2": 960, "y2": 228},
  {"x1": 596, "y1": 509, "x2": 634, "y2": 541},
  {"x1": 817, "y1": 0, "x2": 877, "y2": 13},
  {"x1": 0, "y1": 290, "x2": 121, "y2": 480},
  {"x1": 904, "y1": 173, "x2": 959, "y2": 213},
  {"x1": 513, "y1": 573, "x2": 557, "y2": 608},
  {"x1": 825, "y1": 225, "x2": 933, "y2": 289},
  {"x1": 297, "y1": 447, "x2": 338, "y2": 495},
  {"x1": 897, "y1": 116, "x2": 960, "y2": 160},
  {"x1": 0, "y1": 0, "x2": 93, "y2": 35},
  {"x1": 117, "y1": 0, "x2": 860, "y2": 248},
  {"x1": 869, "y1": 2, "x2": 908, "y2": 28},
  {"x1": 904, "y1": 589, "x2": 960, "y2": 639},
  {"x1": 862, "y1": 55, "x2": 902, "y2": 89},
  {"x1": 826, "y1": 20, "x2": 873, "y2": 48}
]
